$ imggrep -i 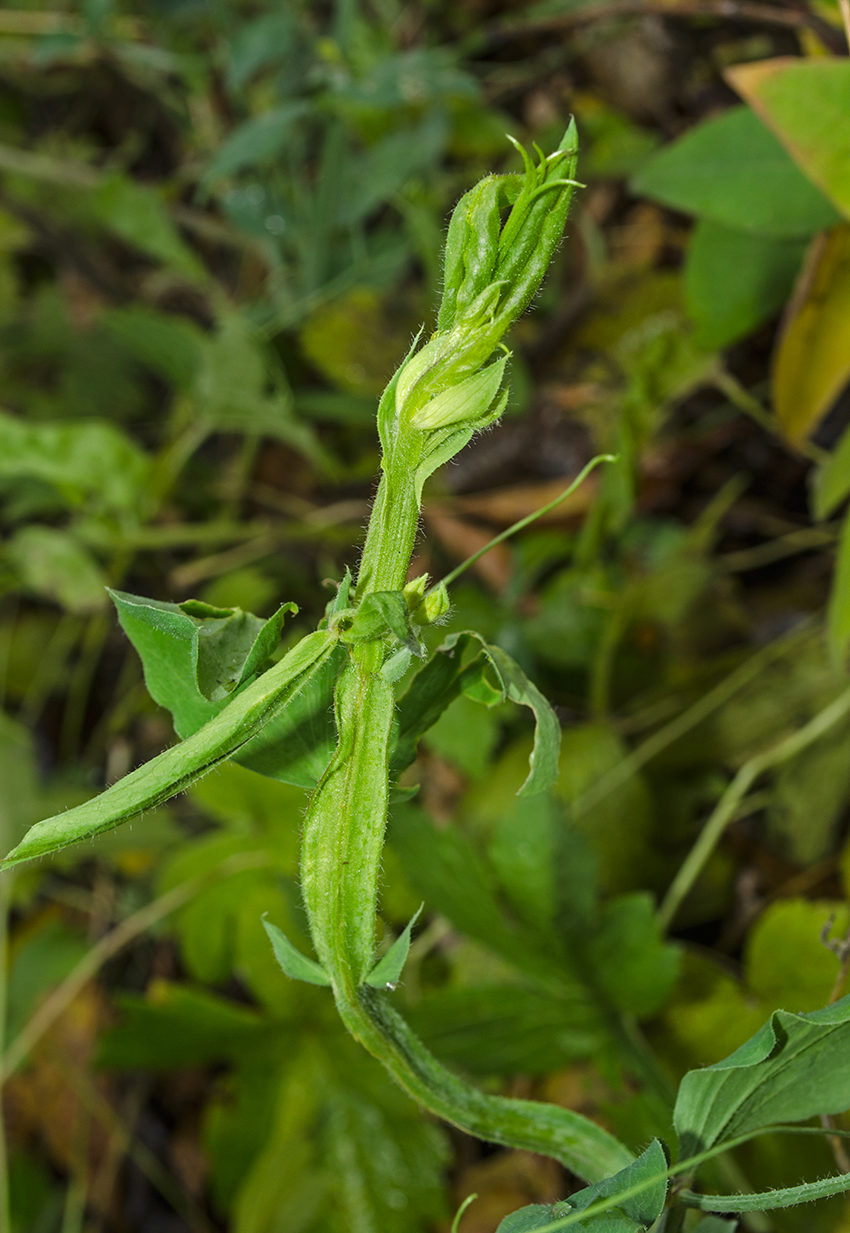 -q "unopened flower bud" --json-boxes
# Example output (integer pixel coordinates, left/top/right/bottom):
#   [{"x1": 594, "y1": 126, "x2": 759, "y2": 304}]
[
  {"x1": 410, "y1": 354, "x2": 507, "y2": 433},
  {"x1": 411, "y1": 581, "x2": 450, "y2": 626}
]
